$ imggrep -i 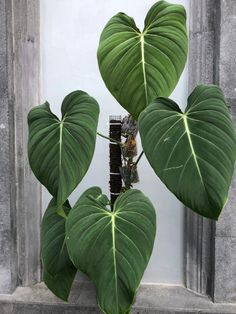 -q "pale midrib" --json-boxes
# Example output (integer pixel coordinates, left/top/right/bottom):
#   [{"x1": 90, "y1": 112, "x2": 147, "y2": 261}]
[
  {"x1": 59, "y1": 121, "x2": 64, "y2": 170},
  {"x1": 111, "y1": 214, "x2": 118, "y2": 312},
  {"x1": 56, "y1": 116, "x2": 68, "y2": 214},
  {"x1": 183, "y1": 114, "x2": 204, "y2": 184},
  {"x1": 59, "y1": 114, "x2": 67, "y2": 171},
  {"x1": 56, "y1": 121, "x2": 64, "y2": 213},
  {"x1": 140, "y1": 33, "x2": 148, "y2": 106}
]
